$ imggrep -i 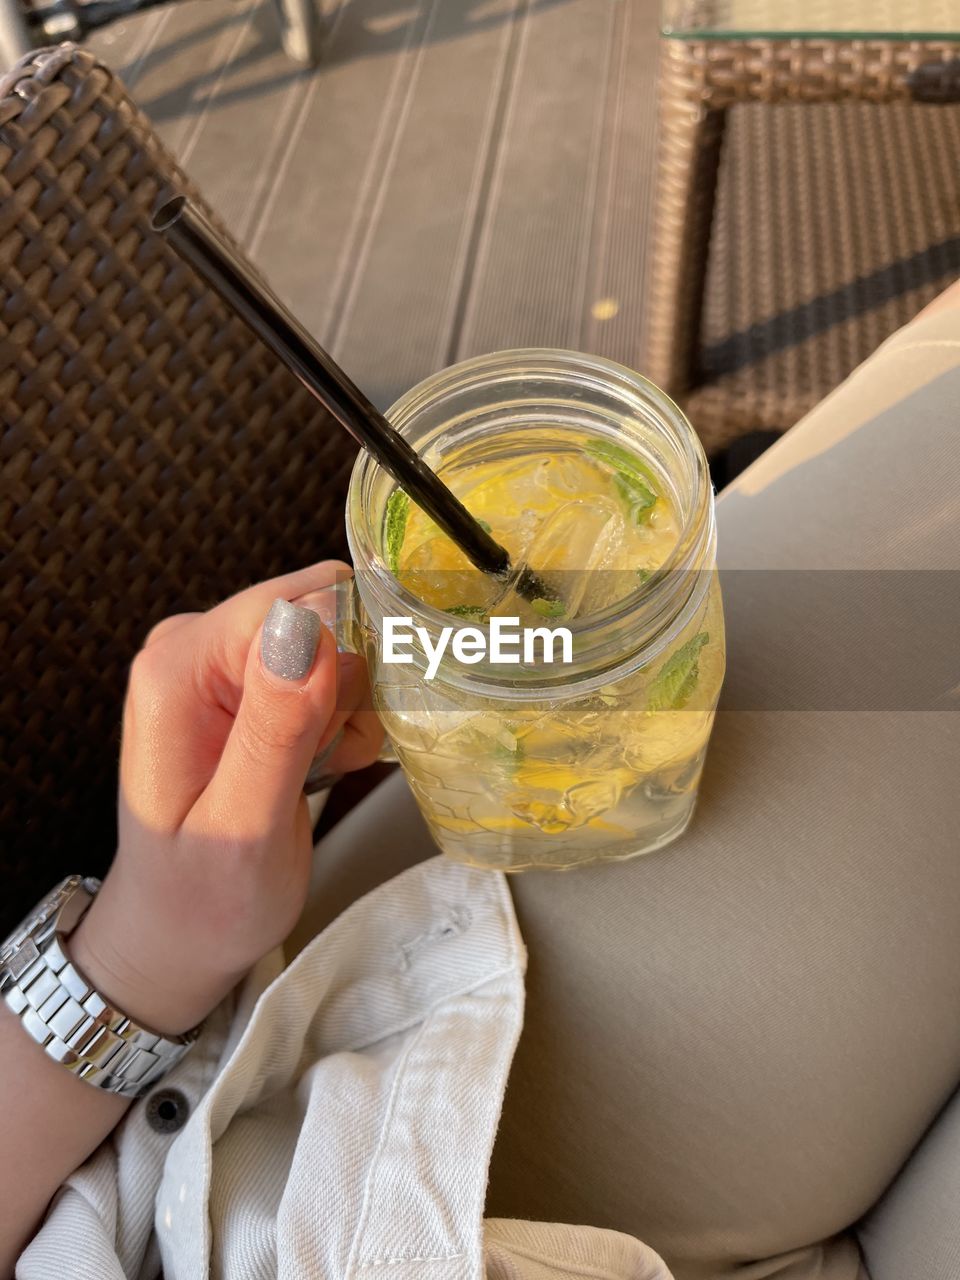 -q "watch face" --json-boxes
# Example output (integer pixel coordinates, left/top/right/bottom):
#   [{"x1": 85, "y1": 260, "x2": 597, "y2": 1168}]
[{"x1": 0, "y1": 876, "x2": 82, "y2": 966}]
